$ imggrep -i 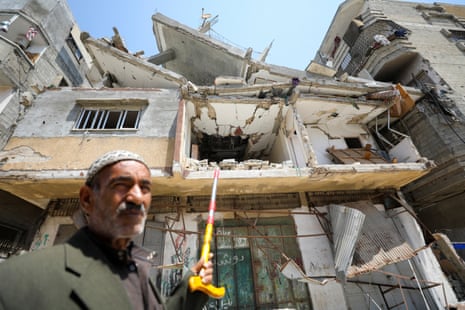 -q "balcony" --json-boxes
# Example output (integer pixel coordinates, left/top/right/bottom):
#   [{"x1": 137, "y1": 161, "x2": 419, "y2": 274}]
[
  {"x1": 176, "y1": 80, "x2": 434, "y2": 195},
  {"x1": 0, "y1": 13, "x2": 48, "y2": 65}
]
